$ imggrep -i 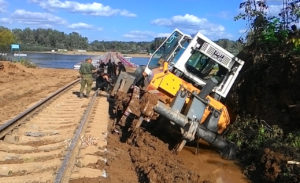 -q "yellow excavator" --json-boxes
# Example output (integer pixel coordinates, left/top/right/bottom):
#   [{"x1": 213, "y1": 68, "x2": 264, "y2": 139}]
[{"x1": 110, "y1": 29, "x2": 244, "y2": 159}]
